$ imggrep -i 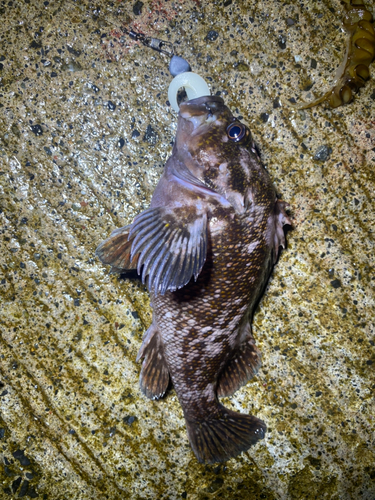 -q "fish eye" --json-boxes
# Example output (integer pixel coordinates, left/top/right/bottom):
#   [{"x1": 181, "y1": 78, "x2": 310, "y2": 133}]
[{"x1": 227, "y1": 122, "x2": 246, "y2": 142}]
